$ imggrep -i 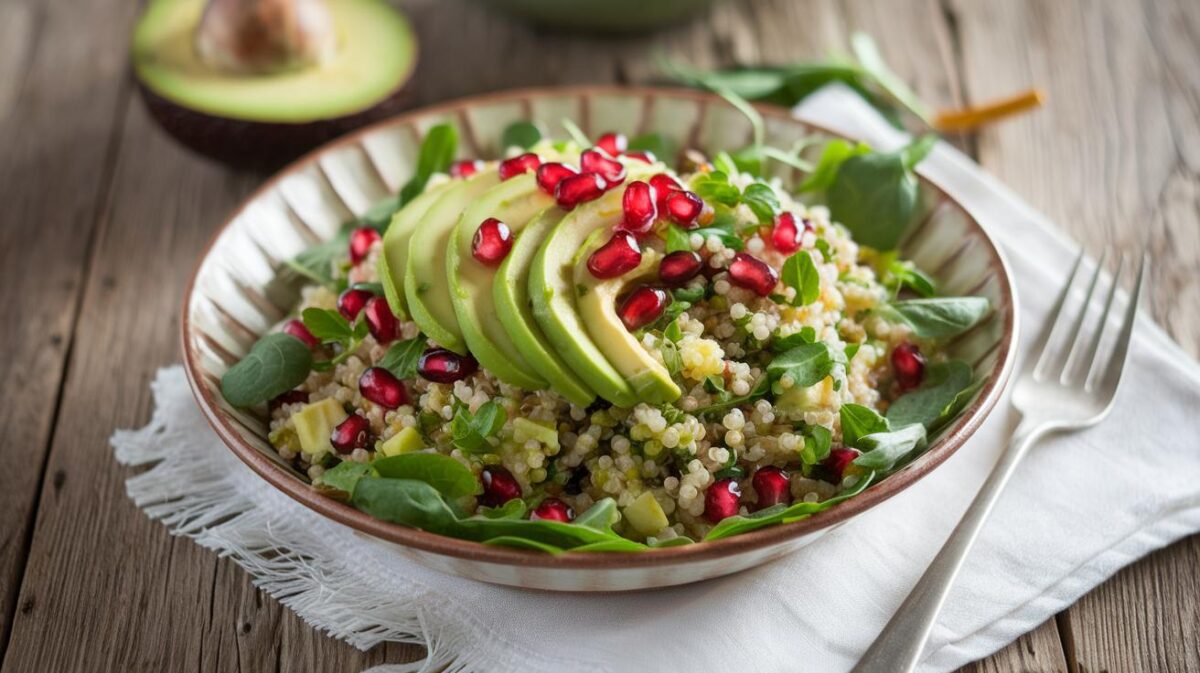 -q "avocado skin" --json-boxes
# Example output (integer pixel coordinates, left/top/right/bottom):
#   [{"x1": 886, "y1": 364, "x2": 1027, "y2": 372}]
[{"x1": 138, "y1": 81, "x2": 411, "y2": 170}]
